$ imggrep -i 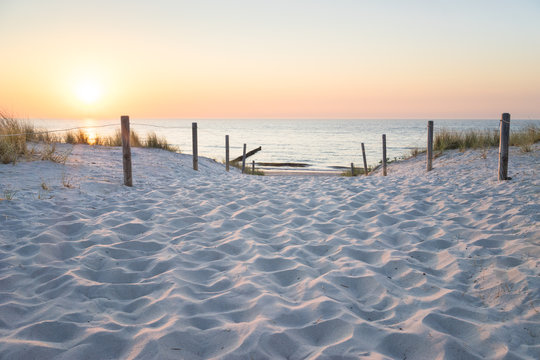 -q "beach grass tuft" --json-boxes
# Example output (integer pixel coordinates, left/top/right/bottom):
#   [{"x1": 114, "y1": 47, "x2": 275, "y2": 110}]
[
  {"x1": 95, "y1": 130, "x2": 122, "y2": 146},
  {"x1": 41, "y1": 144, "x2": 71, "y2": 164},
  {"x1": 130, "y1": 131, "x2": 142, "y2": 147},
  {"x1": 0, "y1": 112, "x2": 31, "y2": 163},
  {"x1": 144, "y1": 132, "x2": 178, "y2": 152},
  {"x1": 1, "y1": 112, "x2": 74, "y2": 164},
  {"x1": 409, "y1": 147, "x2": 426, "y2": 158},
  {"x1": 64, "y1": 129, "x2": 89, "y2": 144},
  {"x1": 62, "y1": 172, "x2": 74, "y2": 188}
]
